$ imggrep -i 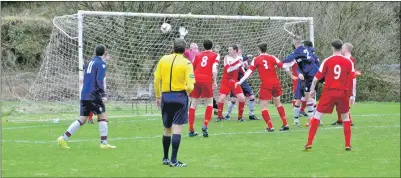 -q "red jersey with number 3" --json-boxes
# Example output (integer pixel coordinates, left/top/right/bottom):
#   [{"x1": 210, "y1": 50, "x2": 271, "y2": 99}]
[
  {"x1": 249, "y1": 54, "x2": 283, "y2": 85},
  {"x1": 315, "y1": 55, "x2": 355, "y2": 91},
  {"x1": 192, "y1": 50, "x2": 219, "y2": 83}
]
